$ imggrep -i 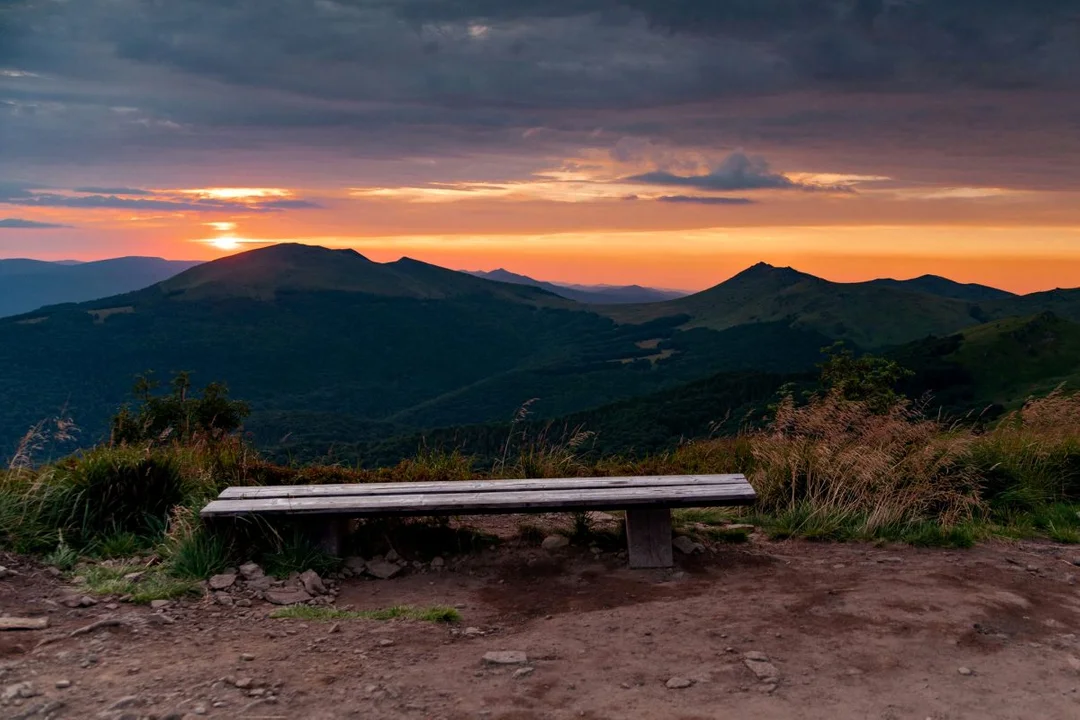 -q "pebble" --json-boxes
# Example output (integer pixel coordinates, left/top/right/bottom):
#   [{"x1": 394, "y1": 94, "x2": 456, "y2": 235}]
[
  {"x1": 264, "y1": 589, "x2": 312, "y2": 606},
  {"x1": 483, "y1": 651, "x2": 528, "y2": 665},
  {"x1": 541, "y1": 536, "x2": 570, "y2": 551},
  {"x1": 150, "y1": 600, "x2": 172, "y2": 610},
  {"x1": 240, "y1": 653, "x2": 256, "y2": 662},
  {"x1": 55, "y1": 680, "x2": 72, "y2": 689},
  {"x1": 208, "y1": 573, "x2": 237, "y2": 591},
  {"x1": 512, "y1": 667, "x2": 535, "y2": 679},
  {"x1": 464, "y1": 627, "x2": 485, "y2": 637},
  {"x1": 672, "y1": 536, "x2": 705, "y2": 555},
  {"x1": 666, "y1": 677, "x2": 693, "y2": 689},
  {"x1": 744, "y1": 652, "x2": 781, "y2": 683},
  {"x1": 378, "y1": 639, "x2": 395, "y2": 647},
  {"x1": 299, "y1": 570, "x2": 326, "y2": 596},
  {"x1": 365, "y1": 560, "x2": 403, "y2": 580},
  {"x1": 239, "y1": 562, "x2": 265, "y2": 580},
  {"x1": 958, "y1": 667, "x2": 973, "y2": 676},
  {"x1": 192, "y1": 704, "x2": 208, "y2": 715}
]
